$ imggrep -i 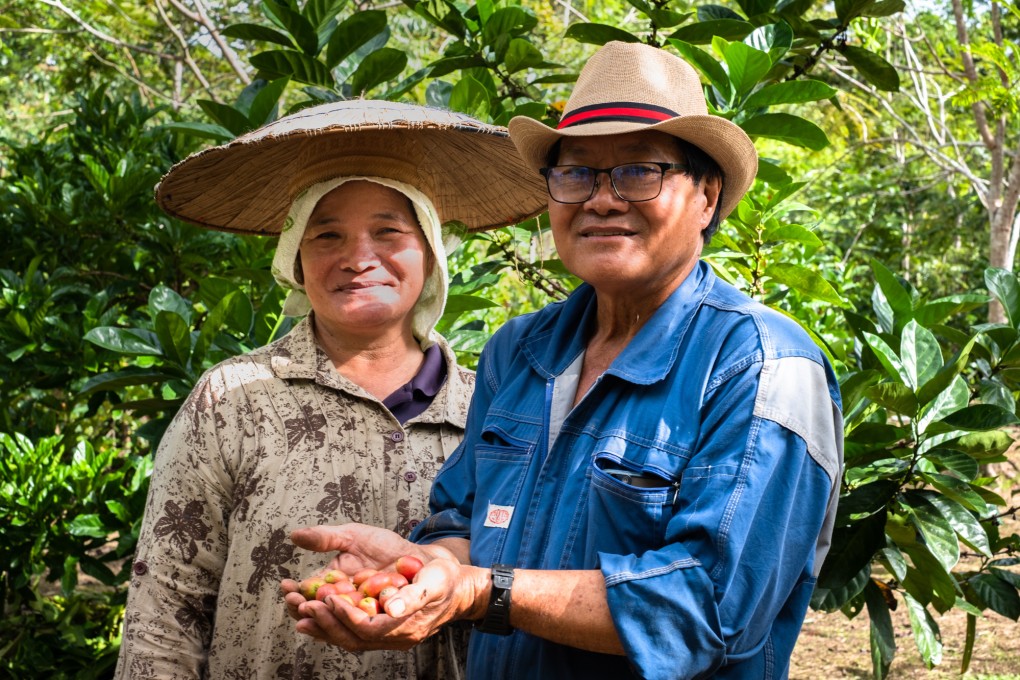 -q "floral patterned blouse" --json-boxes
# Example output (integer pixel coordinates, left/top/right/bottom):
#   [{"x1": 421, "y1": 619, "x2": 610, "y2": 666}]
[{"x1": 115, "y1": 316, "x2": 474, "y2": 679}]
